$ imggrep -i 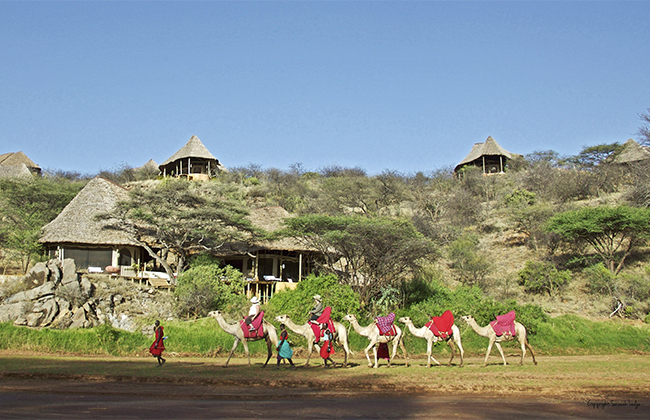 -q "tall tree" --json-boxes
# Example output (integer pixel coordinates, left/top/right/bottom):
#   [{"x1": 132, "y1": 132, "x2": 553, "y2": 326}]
[
  {"x1": 283, "y1": 214, "x2": 436, "y2": 308},
  {"x1": 101, "y1": 179, "x2": 258, "y2": 280},
  {"x1": 545, "y1": 205, "x2": 650, "y2": 274}
]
